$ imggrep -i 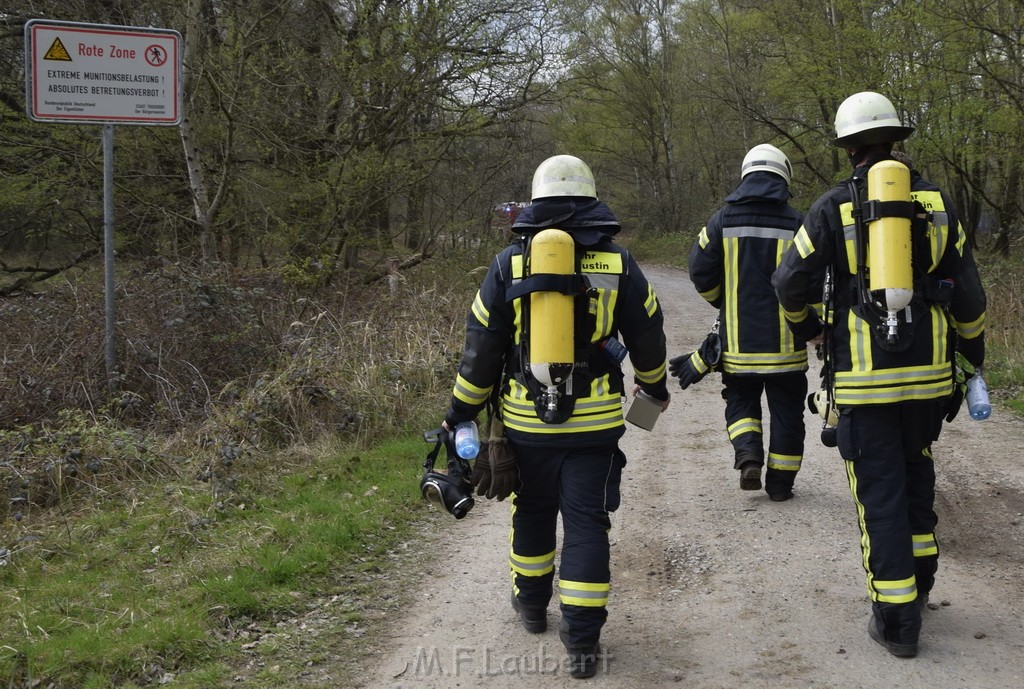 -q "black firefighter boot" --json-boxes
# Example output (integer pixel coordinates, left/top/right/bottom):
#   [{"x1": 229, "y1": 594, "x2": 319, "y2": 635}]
[
  {"x1": 559, "y1": 617, "x2": 605, "y2": 679},
  {"x1": 735, "y1": 453, "x2": 763, "y2": 491},
  {"x1": 867, "y1": 603, "x2": 921, "y2": 658},
  {"x1": 764, "y1": 467, "x2": 796, "y2": 502},
  {"x1": 510, "y1": 592, "x2": 547, "y2": 633}
]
